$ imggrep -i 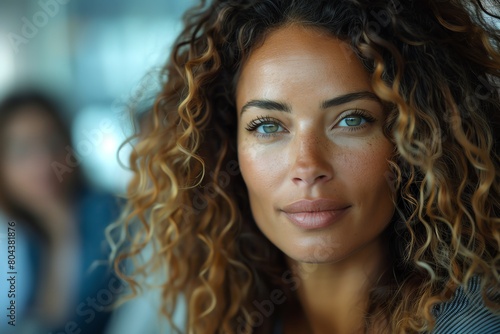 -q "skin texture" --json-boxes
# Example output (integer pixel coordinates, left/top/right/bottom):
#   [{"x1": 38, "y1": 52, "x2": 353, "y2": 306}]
[{"x1": 236, "y1": 25, "x2": 396, "y2": 333}]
